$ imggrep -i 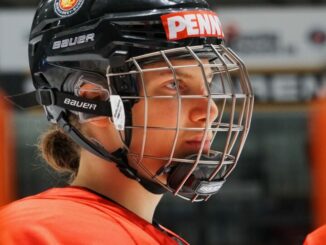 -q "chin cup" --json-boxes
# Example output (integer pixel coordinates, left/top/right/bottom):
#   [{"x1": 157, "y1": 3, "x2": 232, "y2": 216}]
[{"x1": 167, "y1": 152, "x2": 232, "y2": 197}]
